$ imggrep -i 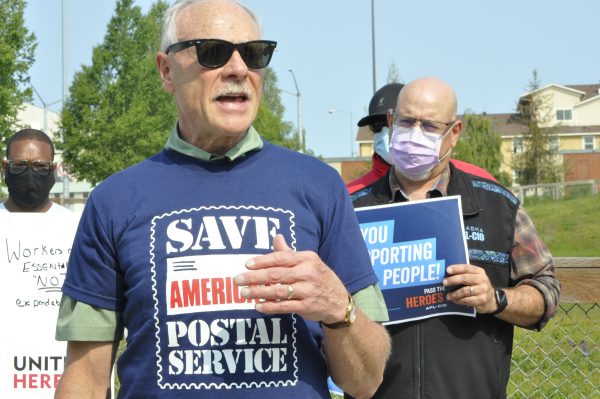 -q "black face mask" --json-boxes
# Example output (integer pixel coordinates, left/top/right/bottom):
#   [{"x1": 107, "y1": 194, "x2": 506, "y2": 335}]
[{"x1": 4, "y1": 168, "x2": 55, "y2": 209}]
